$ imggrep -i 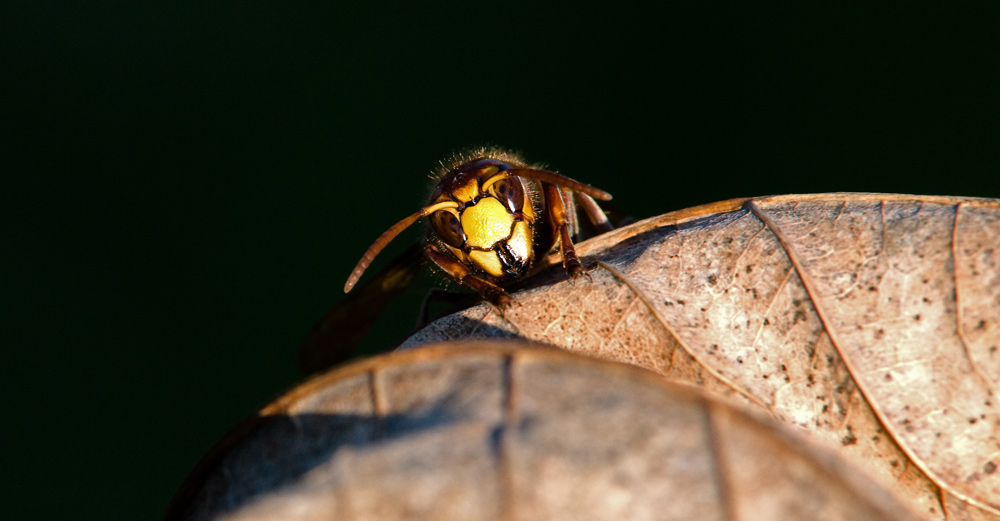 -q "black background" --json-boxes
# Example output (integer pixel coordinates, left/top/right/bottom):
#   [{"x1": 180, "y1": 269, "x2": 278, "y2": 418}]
[{"x1": 6, "y1": 3, "x2": 999, "y2": 519}]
